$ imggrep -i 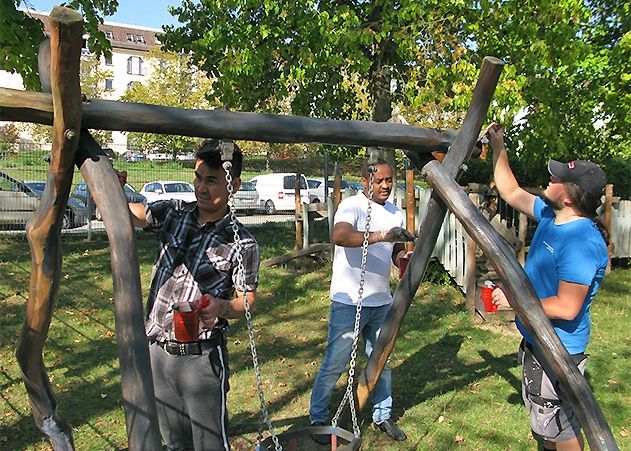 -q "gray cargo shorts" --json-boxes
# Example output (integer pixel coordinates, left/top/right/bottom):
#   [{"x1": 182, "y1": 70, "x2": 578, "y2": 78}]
[{"x1": 518, "y1": 340, "x2": 588, "y2": 443}]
